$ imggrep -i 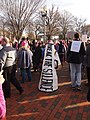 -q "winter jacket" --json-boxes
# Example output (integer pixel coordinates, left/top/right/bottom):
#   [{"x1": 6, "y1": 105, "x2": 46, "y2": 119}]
[
  {"x1": 85, "y1": 43, "x2": 90, "y2": 67},
  {"x1": 67, "y1": 40, "x2": 85, "y2": 64},
  {"x1": 18, "y1": 48, "x2": 33, "y2": 69},
  {"x1": 0, "y1": 45, "x2": 17, "y2": 70}
]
